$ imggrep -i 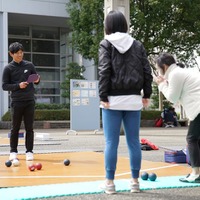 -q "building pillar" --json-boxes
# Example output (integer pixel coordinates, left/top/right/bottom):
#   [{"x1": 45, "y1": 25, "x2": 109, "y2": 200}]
[
  {"x1": 0, "y1": 11, "x2": 9, "y2": 118},
  {"x1": 104, "y1": 0, "x2": 130, "y2": 30}
]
